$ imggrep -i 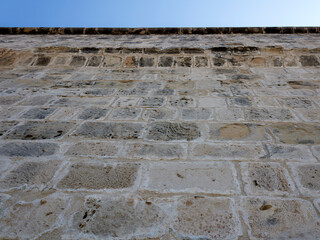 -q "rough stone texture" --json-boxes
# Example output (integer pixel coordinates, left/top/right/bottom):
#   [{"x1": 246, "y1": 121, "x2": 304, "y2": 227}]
[
  {"x1": 57, "y1": 163, "x2": 139, "y2": 190},
  {"x1": 242, "y1": 197, "x2": 320, "y2": 239},
  {"x1": 1, "y1": 32, "x2": 320, "y2": 239}
]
